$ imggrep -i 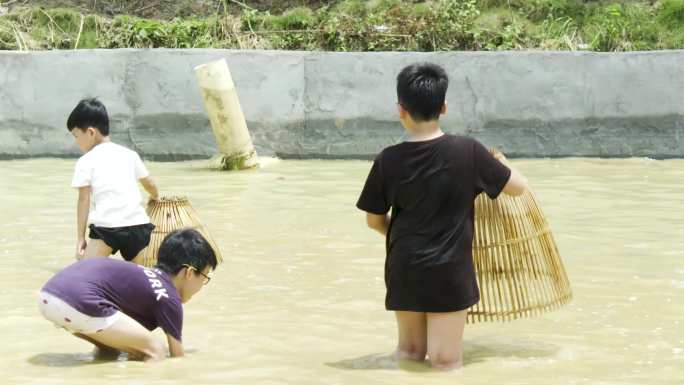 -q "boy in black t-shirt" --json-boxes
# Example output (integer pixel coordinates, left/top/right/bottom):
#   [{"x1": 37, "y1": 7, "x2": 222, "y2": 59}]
[{"x1": 356, "y1": 63, "x2": 528, "y2": 370}]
